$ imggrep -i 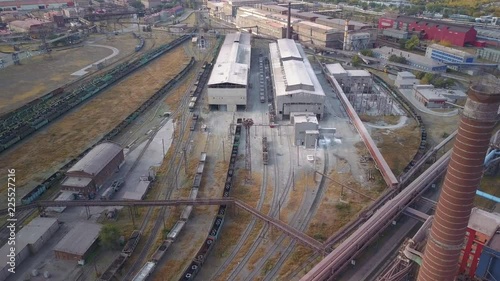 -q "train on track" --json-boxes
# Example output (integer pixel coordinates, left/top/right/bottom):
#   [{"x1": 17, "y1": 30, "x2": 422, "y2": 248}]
[
  {"x1": 188, "y1": 61, "x2": 213, "y2": 112},
  {"x1": 19, "y1": 57, "x2": 195, "y2": 205},
  {"x1": 0, "y1": 35, "x2": 192, "y2": 154},
  {"x1": 130, "y1": 152, "x2": 208, "y2": 281},
  {"x1": 133, "y1": 32, "x2": 146, "y2": 52},
  {"x1": 98, "y1": 230, "x2": 142, "y2": 281},
  {"x1": 179, "y1": 124, "x2": 242, "y2": 281}
]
